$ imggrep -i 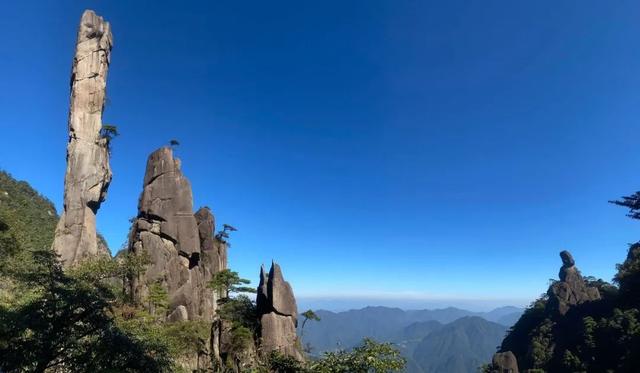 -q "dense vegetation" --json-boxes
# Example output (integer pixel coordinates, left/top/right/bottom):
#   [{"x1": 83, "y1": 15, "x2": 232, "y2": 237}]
[
  {"x1": 0, "y1": 171, "x2": 57, "y2": 253},
  {"x1": 494, "y1": 191, "x2": 640, "y2": 372},
  {"x1": 0, "y1": 172, "x2": 406, "y2": 372}
]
